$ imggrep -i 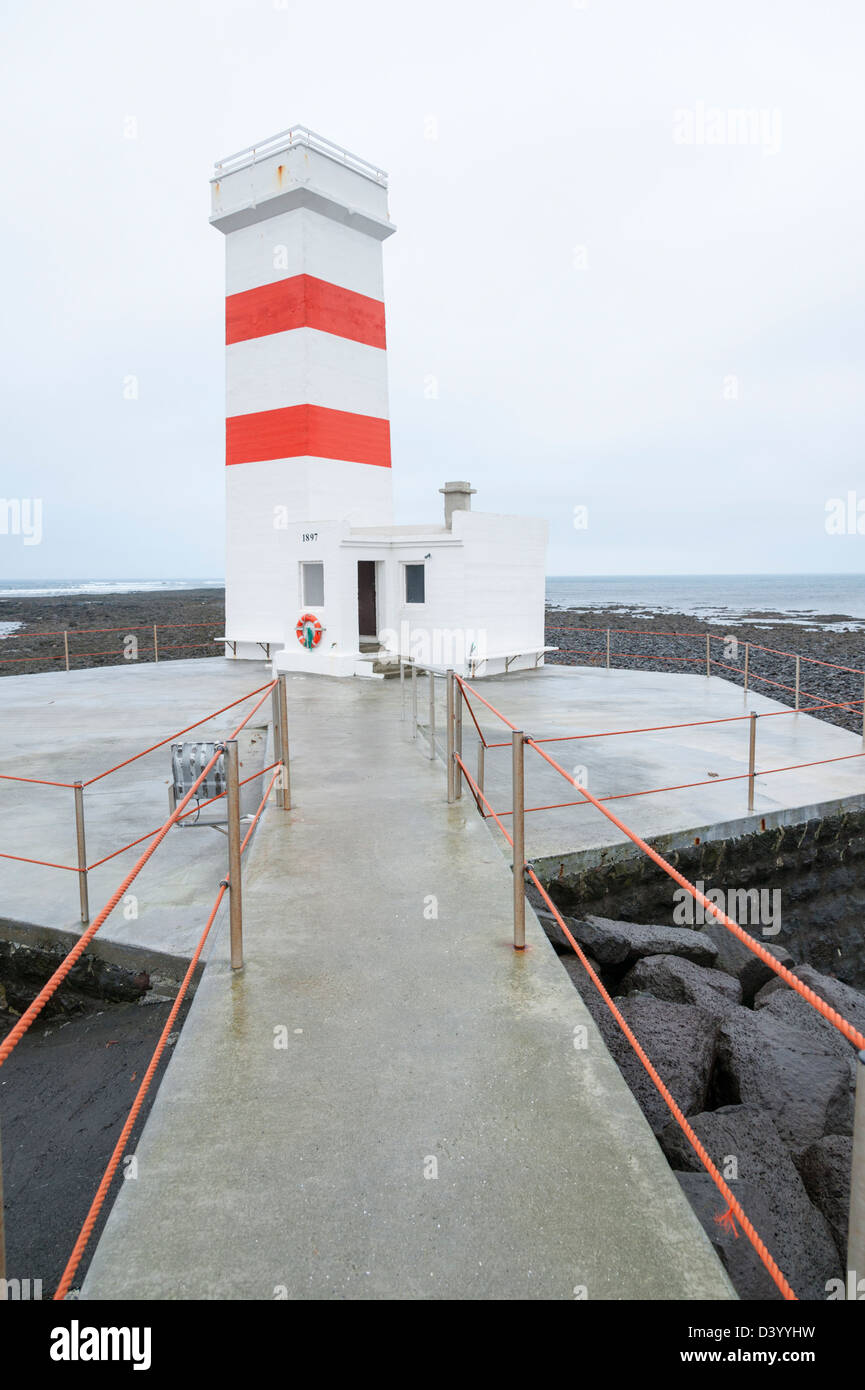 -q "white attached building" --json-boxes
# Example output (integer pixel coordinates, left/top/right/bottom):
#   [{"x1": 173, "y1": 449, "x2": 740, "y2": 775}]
[{"x1": 211, "y1": 126, "x2": 548, "y2": 677}]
